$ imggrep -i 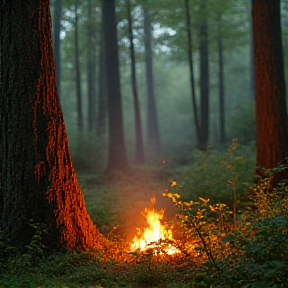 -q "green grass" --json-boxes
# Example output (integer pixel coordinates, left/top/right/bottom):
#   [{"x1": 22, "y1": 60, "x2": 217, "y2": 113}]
[{"x1": 1, "y1": 145, "x2": 288, "y2": 287}]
